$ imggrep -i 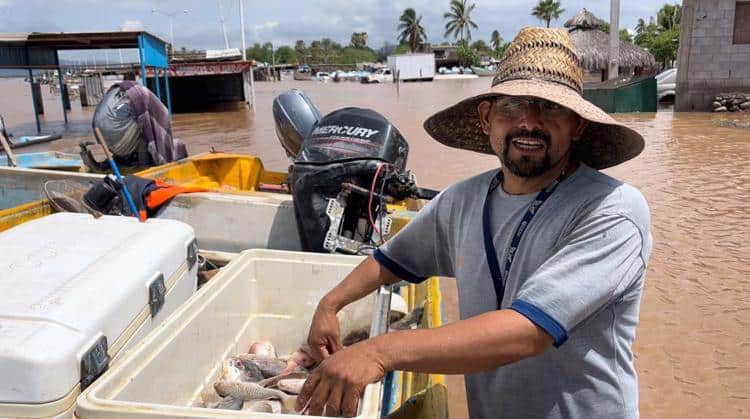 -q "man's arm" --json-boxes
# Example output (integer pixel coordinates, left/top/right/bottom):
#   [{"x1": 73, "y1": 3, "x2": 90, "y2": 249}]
[
  {"x1": 305, "y1": 256, "x2": 400, "y2": 361},
  {"x1": 296, "y1": 307, "x2": 553, "y2": 416},
  {"x1": 371, "y1": 308, "x2": 553, "y2": 374}
]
